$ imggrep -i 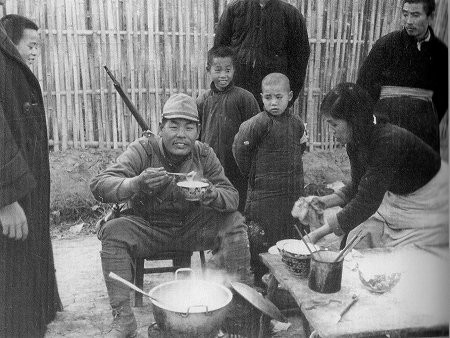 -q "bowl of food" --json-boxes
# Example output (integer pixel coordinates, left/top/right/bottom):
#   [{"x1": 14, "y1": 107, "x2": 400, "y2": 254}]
[
  {"x1": 176, "y1": 180, "x2": 209, "y2": 201},
  {"x1": 358, "y1": 263, "x2": 401, "y2": 294},
  {"x1": 277, "y1": 240, "x2": 320, "y2": 278}
]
